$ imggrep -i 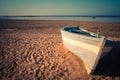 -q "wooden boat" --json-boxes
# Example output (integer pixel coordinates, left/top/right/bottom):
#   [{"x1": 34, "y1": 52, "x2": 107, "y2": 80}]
[{"x1": 60, "y1": 26, "x2": 115, "y2": 74}]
